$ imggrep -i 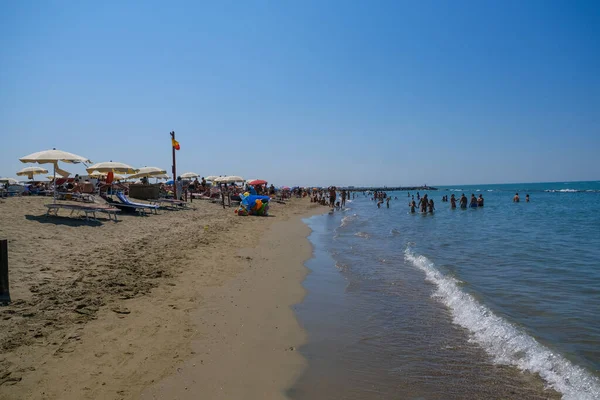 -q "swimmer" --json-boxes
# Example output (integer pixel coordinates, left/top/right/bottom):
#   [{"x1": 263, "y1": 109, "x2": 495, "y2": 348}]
[
  {"x1": 513, "y1": 193, "x2": 520, "y2": 202},
  {"x1": 526, "y1": 194, "x2": 530, "y2": 203}
]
